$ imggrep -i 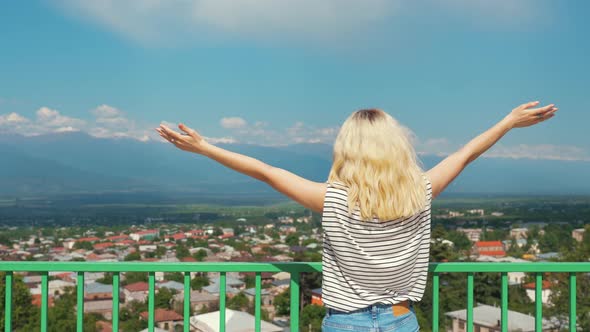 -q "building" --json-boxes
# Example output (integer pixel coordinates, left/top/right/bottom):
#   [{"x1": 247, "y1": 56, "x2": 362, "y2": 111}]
[
  {"x1": 130, "y1": 229, "x2": 160, "y2": 242},
  {"x1": 523, "y1": 280, "x2": 553, "y2": 305},
  {"x1": 445, "y1": 304, "x2": 558, "y2": 332},
  {"x1": 311, "y1": 288, "x2": 323, "y2": 306},
  {"x1": 140, "y1": 308, "x2": 183, "y2": 332},
  {"x1": 467, "y1": 209, "x2": 485, "y2": 216},
  {"x1": 85, "y1": 282, "x2": 116, "y2": 319},
  {"x1": 572, "y1": 228, "x2": 585, "y2": 242},
  {"x1": 123, "y1": 281, "x2": 149, "y2": 303},
  {"x1": 510, "y1": 228, "x2": 529, "y2": 241},
  {"x1": 457, "y1": 228, "x2": 483, "y2": 242},
  {"x1": 474, "y1": 241, "x2": 506, "y2": 258},
  {"x1": 190, "y1": 309, "x2": 282, "y2": 332}
]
